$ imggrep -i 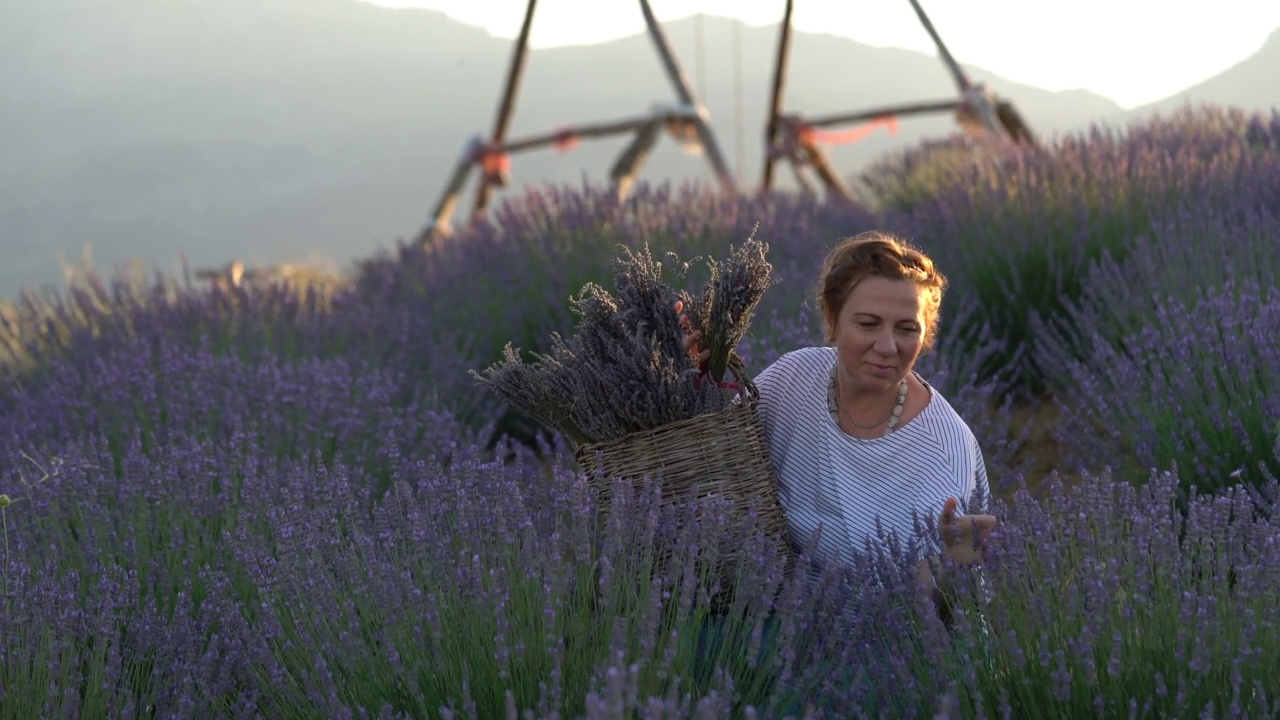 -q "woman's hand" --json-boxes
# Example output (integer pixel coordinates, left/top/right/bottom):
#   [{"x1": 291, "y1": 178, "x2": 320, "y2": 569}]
[
  {"x1": 915, "y1": 496, "x2": 999, "y2": 595},
  {"x1": 938, "y1": 495, "x2": 998, "y2": 566},
  {"x1": 676, "y1": 300, "x2": 711, "y2": 366}
]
